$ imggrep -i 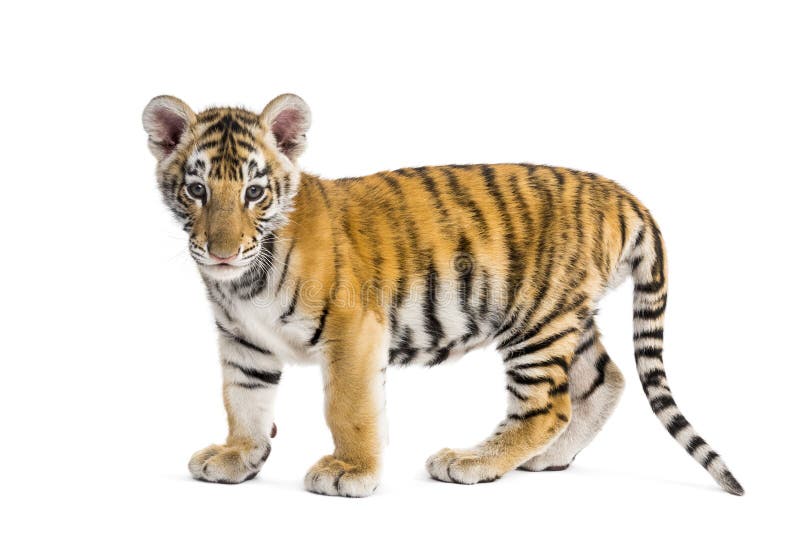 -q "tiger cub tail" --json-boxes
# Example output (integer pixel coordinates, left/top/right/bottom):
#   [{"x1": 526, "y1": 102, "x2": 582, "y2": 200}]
[{"x1": 629, "y1": 220, "x2": 744, "y2": 495}]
